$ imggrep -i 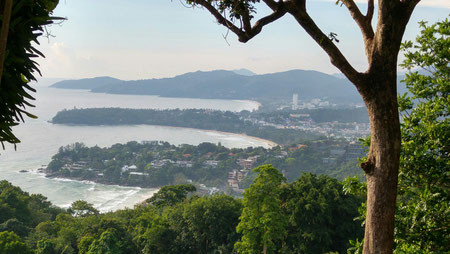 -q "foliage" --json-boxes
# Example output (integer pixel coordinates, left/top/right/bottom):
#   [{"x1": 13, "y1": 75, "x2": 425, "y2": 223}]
[
  {"x1": 182, "y1": 195, "x2": 243, "y2": 253},
  {"x1": 146, "y1": 184, "x2": 196, "y2": 207},
  {"x1": 0, "y1": 231, "x2": 32, "y2": 254},
  {"x1": 346, "y1": 19, "x2": 449, "y2": 253},
  {"x1": 281, "y1": 173, "x2": 364, "y2": 254},
  {"x1": 235, "y1": 165, "x2": 288, "y2": 254},
  {"x1": 0, "y1": 0, "x2": 61, "y2": 147},
  {"x1": 1, "y1": 175, "x2": 364, "y2": 254},
  {"x1": 36, "y1": 239, "x2": 56, "y2": 254},
  {"x1": 0, "y1": 180, "x2": 64, "y2": 237},
  {"x1": 132, "y1": 194, "x2": 243, "y2": 253},
  {"x1": 395, "y1": 18, "x2": 449, "y2": 253},
  {"x1": 86, "y1": 229, "x2": 124, "y2": 254},
  {"x1": 67, "y1": 200, "x2": 99, "y2": 218},
  {"x1": 46, "y1": 139, "x2": 365, "y2": 189}
]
